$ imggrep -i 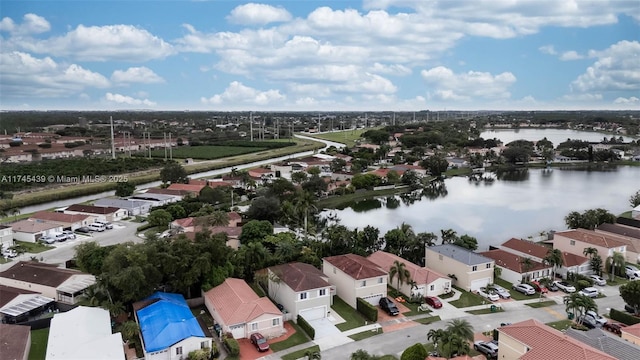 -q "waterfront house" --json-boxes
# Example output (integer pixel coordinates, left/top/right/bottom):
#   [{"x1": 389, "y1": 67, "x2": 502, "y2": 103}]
[
  {"x1": 322, "y1": 254, "x2": 387, "y2": 308},
  {"x1": 29, "y1": 211, "x2": 95, "y2": 231},
  {"x1": 425, "y1": 244, "x2": 494, "y2": 291},
  {"x1": 553, "y1": 229, "x2": 627, "y2": 264}
]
